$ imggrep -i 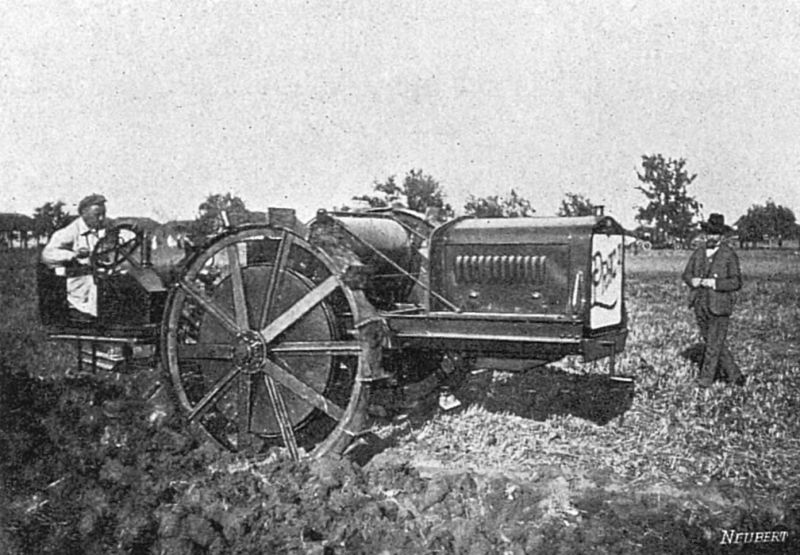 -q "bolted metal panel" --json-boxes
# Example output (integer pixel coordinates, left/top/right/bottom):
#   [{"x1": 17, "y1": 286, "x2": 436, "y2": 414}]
[
  {"x1": 441, "y1": 243, "x2": 571, "y2": 314},
  {"x1": 428, "y1": 215, "x2": 626, "y2": 317}
]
